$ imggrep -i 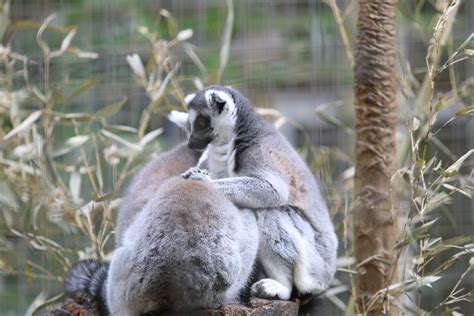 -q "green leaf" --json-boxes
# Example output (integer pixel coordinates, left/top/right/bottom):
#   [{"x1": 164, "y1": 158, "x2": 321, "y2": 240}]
[
  {"x1": 160, "y1": 9, "x2": 177, "y2": 37},
  {"x1": 95, "y1": 98, "x2": 127, "y2": 119},
  {"x1": 344, "y1": 296, "x2": 355, "y2": 316},
  {"x1": 94, "y1": 192, "x2": 113, "y2": 202},
  {"x1": 11, "y1": 19, "x2": 76, "y2": 33},
  {"x1": 435, "y1": 94, "x2": 444, "y2": 112},
  {"x1": 66, "y1": 79, "x2": 101, "y2": 101}
]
